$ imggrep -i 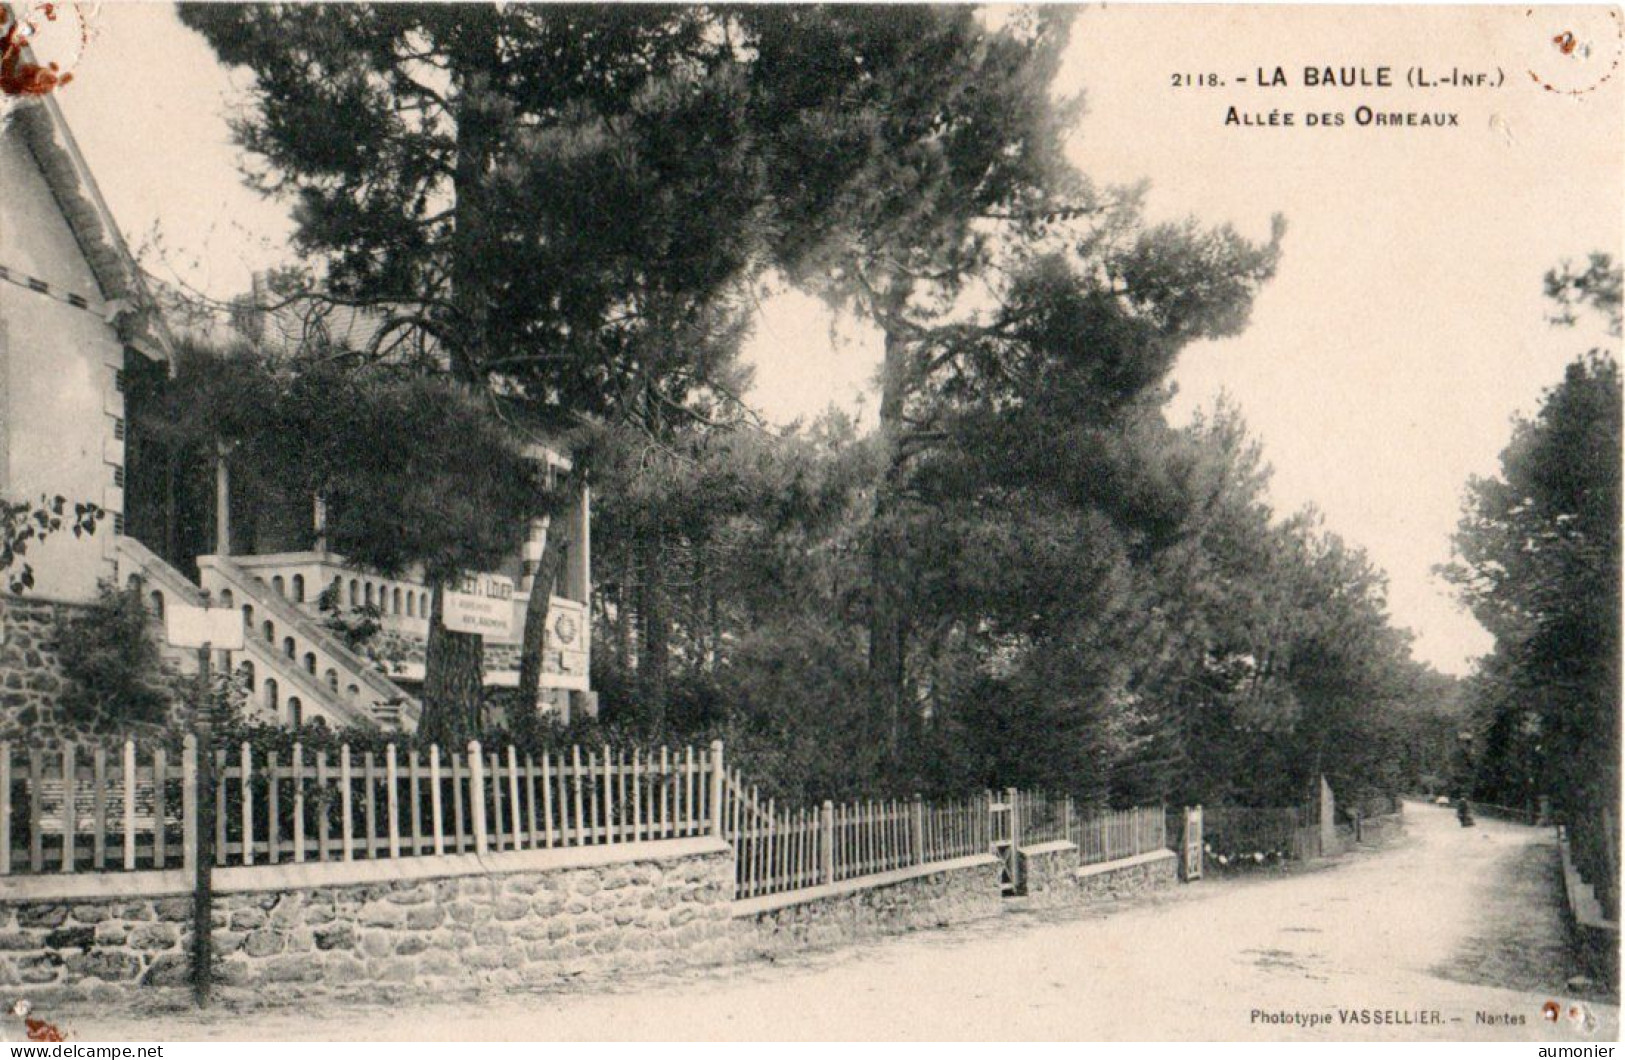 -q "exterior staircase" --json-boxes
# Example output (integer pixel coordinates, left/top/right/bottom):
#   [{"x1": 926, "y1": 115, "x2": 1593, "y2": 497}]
[{"x1": 117, "y1": 537, "x2": 419, "y2": 732}]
